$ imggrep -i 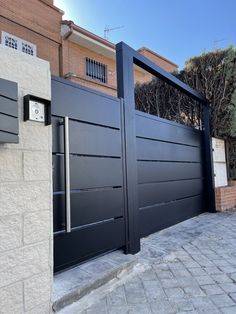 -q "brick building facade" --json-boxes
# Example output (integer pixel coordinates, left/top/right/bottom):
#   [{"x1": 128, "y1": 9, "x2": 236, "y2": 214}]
[{"x1": 0, "y1": 0, "x2": 178, "y2": 96}]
